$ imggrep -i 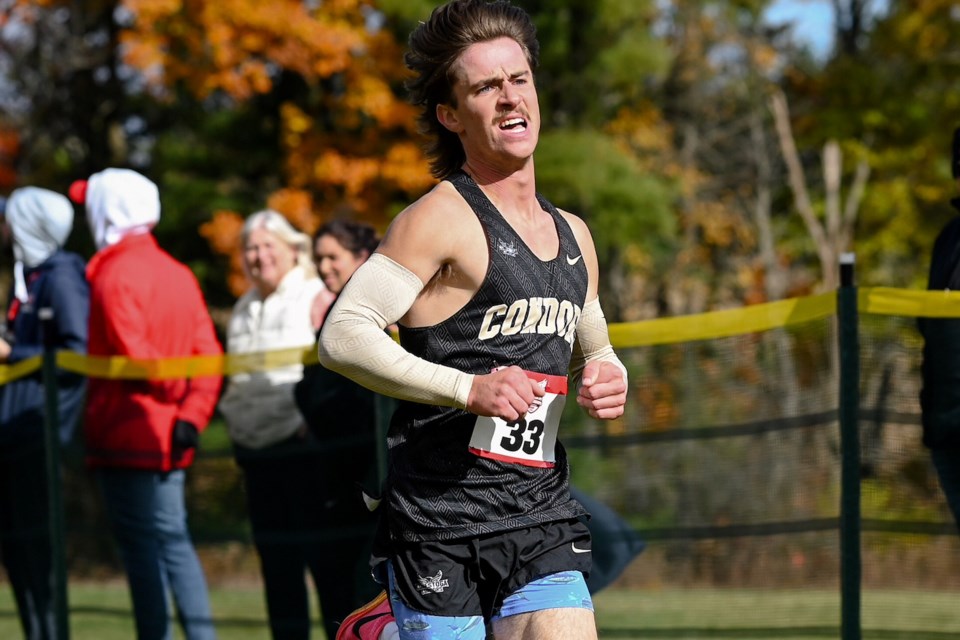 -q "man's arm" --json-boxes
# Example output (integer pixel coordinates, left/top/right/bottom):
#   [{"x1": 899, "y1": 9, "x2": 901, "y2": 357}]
[
  {"x1": 570, "y1": 298, "x2": 627, "y2": 420},
  {"x1": 562, "y1": 210, "x2": 628, "y2": 420},
  {"x1": 318, "y1": 252, "x2": 475, "y2": 408}
]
